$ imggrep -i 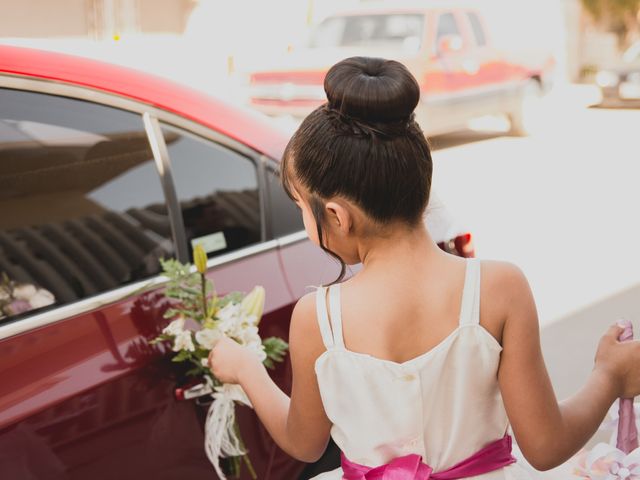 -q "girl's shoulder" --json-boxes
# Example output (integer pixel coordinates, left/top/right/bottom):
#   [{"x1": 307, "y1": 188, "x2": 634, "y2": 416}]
[
  {"x1": 289, "y1": 290, "x2": 330, "y2": 360},
  {"x1": 477, "y1": 259, "x2": 535, "y2": 346}
]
